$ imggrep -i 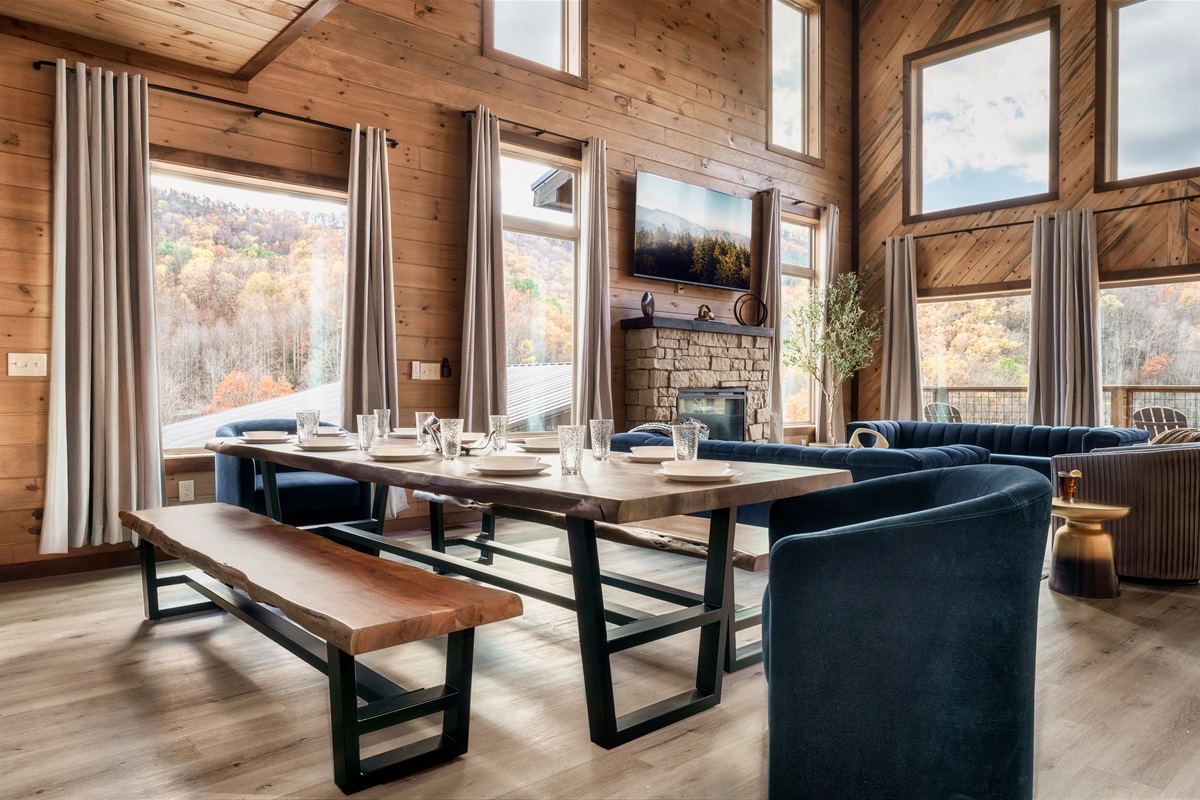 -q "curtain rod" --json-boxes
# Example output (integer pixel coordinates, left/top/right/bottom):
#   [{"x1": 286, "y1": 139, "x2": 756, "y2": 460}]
[
  {"x1": 782, "y1": 193, "x2": 826, "y2": 211},
  {"x1": 881, "y1": 194, "x2": 1199, "y2": 245},
  {"x1": 33, "y1": 60, "x2": 399, "y2": 149},
  {"x1": 460, "y1": 108, "x2": 586, "y2": 145}
]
